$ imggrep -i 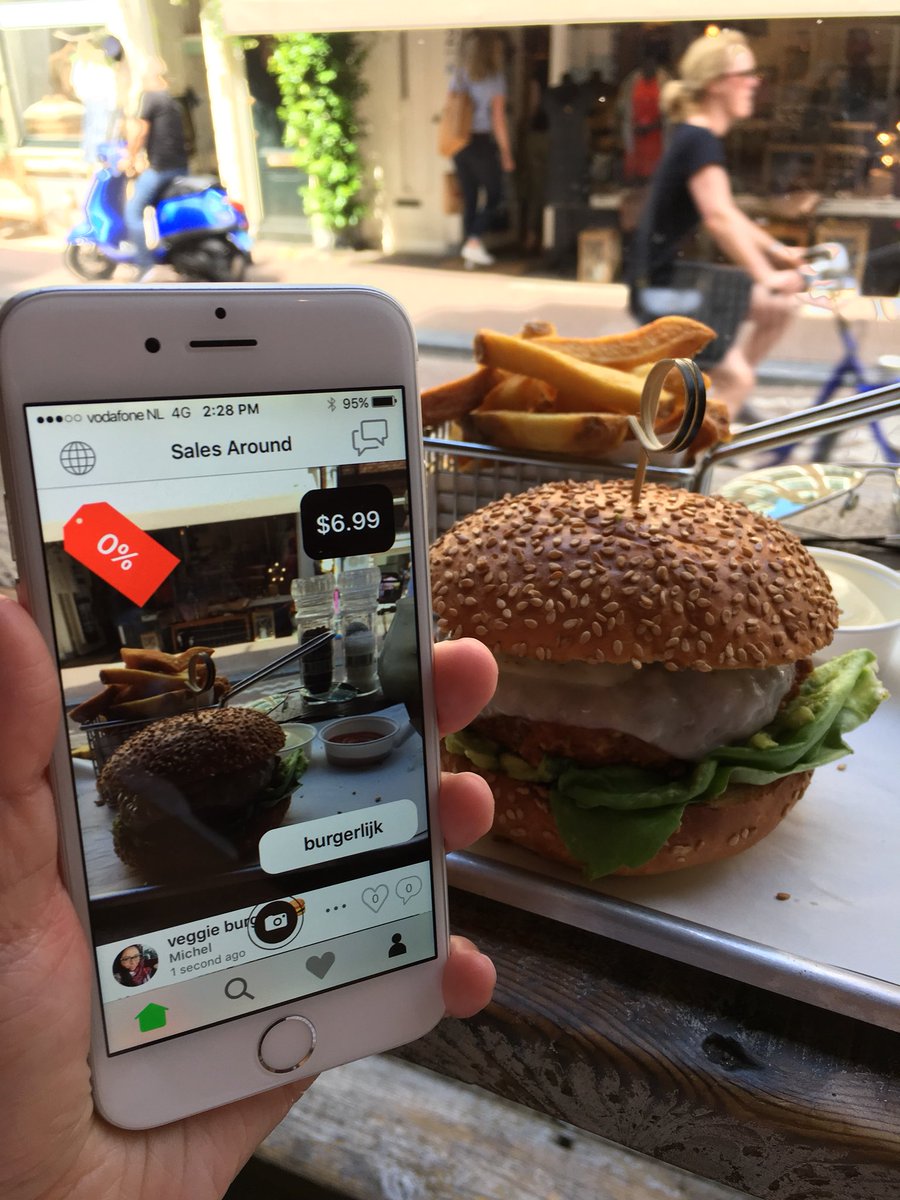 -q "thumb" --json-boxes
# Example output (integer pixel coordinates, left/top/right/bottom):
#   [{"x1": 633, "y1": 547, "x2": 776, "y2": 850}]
[
  {"x1": 0, "y1": 596, "x2": 95, "y2": 1196},
  {"x1": 0, "y1": 594, "x2": 61, "y2": 794},
  {"x1": 0, "y1": 595, "x2": 64, "y2": 918}
]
